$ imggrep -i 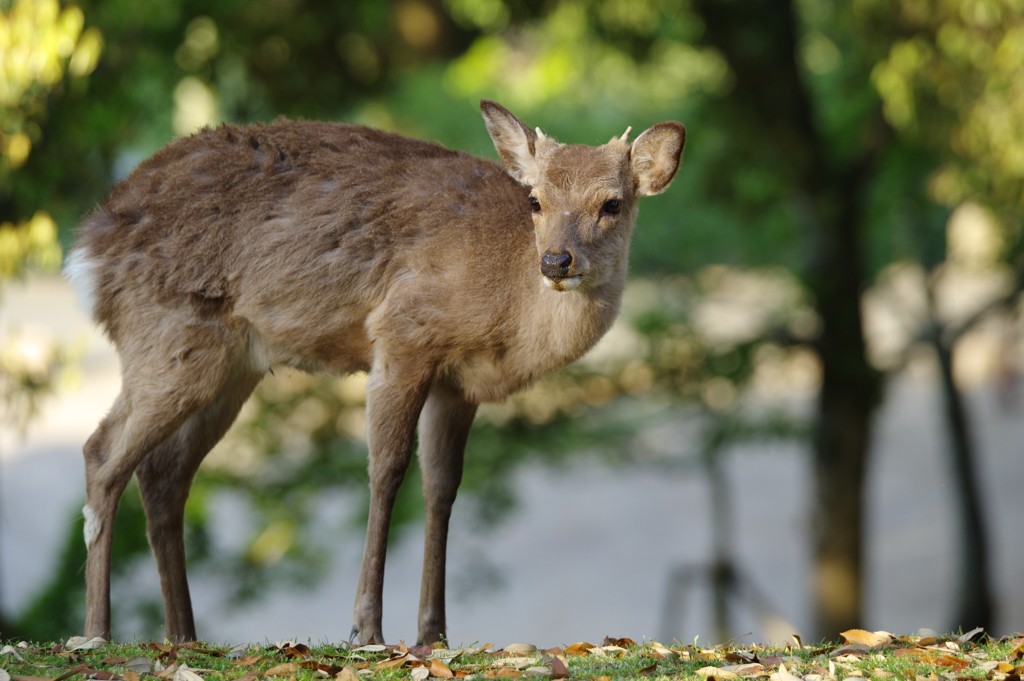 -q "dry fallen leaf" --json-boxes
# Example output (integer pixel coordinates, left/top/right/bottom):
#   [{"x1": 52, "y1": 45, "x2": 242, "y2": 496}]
[
  {"x1": 774, "y1": 663, "x2": 803, "y2": 681},
  {"x1": 696, "y1": 667, "x2": 740, "y2": 680},
  {"x1": 429, "y1": 659, "x2": 454, "y2": 678},
  {"x1": 173, "y1": 667, "x2": 205, "y2": 681},
  {"x1": 125, "y1": 657, "x2": 153, "y2": 674},
  {"x1": 722, "y1": 663, "x2": 765, "y2": 675},
  {"x1": 0, "y1": 671, "x2": 11, "y2": 681},
  {"x1": 65, "y1": 638, "x2": 106, "y2": 652},
  {"x1": 563, "y1": 643, "x2": 594, "y2": 657},
  {"x1": 335, "y1": 667, "x2": 361, "y2": 681},
  {"x1": 841, "y1": 631, "x2": 891, "y2": 649},
  {"x1": 411, "y1": 668, "x2": 429, "y2": 681},
  {"x1": 353, "y1": 646, "x2": 387, "y2": 654},
  {"x1": 933, "y1": 655, "x2": 969, "y2": 672},
  {"x1": 229, "y1": 656, "x2": 263, "y2": 667},
  {"x1": 372, "y1": 654, "x2": 409, "y2": 671},
  {"x1": 523, "y1": 667, "x2": 551, "y2": 677},
  {"x1": 637, "y1": 661, "x2": 659, "y2": 676},
  {"x1": 505, "y1": 645, "x2": 537, "y2": 656},
  {"x1": 265, "y1": 663, "x2": 299, "y2": 676},
  {"x1": 156, "y1": 663, "x2": 179, "y2": 679}
]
